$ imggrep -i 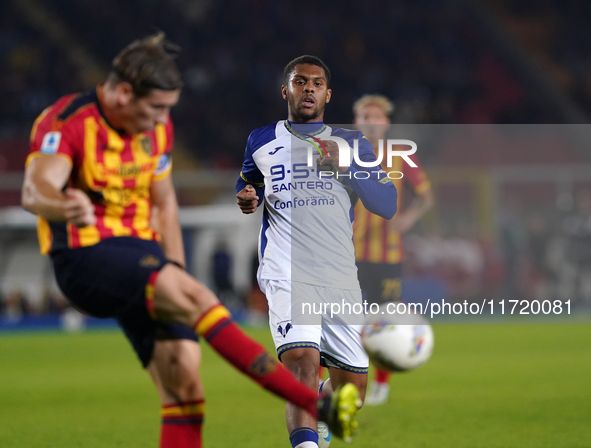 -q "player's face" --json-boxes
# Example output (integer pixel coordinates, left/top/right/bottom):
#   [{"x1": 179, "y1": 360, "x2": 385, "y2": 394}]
[
  {"x1": 125, "y1": 89, "x2": 180, "y2": 134},
  {"x1": 282, "y1": 64, "x2": 331, "y2": 123},
  {"x1": 354, "y1": 104, "x2": 390, "y2": 140}
]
